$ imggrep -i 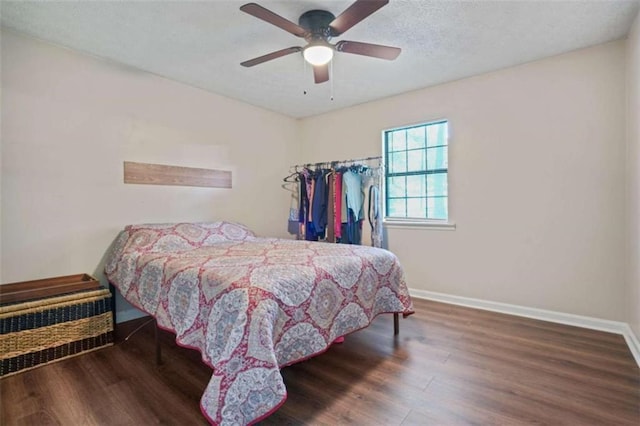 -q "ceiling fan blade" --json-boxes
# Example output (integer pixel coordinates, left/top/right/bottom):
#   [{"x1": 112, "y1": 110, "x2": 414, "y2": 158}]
[
  {"x1": 335, "y1": 40, "x2": 401, "y2": 60},
  {"x1": 240, "y1": 3, "x2": 307, "y2": 38},
  {"x1": 329, "y1": 0, "x2": 388, "y2": 36},
  {"x1": 314, "y1": 64, "x2": 329, "y2": 84},
  {"x1": 241, "y1": 46, "x2": 302, "y2": 67}
]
